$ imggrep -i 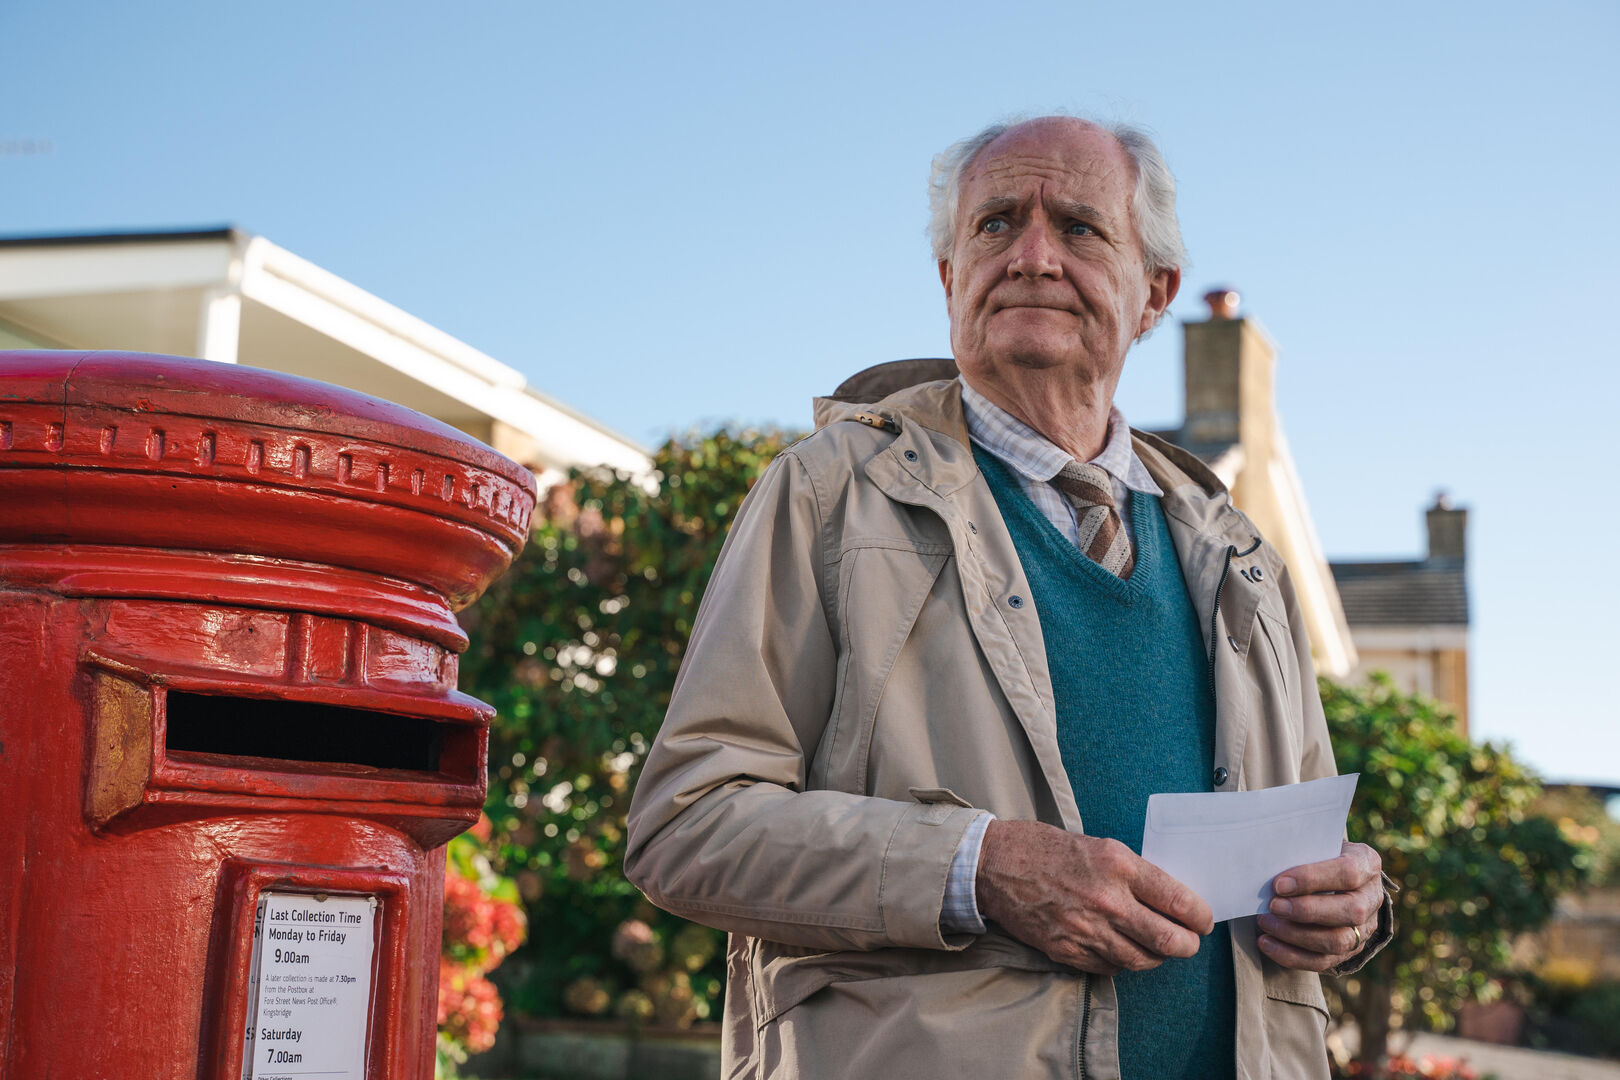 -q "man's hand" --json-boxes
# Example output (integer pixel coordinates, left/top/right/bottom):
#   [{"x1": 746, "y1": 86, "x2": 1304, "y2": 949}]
[
  {"x1": 976, "y1": 819, "x2": 1213, "y2": 975},
  {"x1": 1257, "y1": 841, "x2": 1383, "y2": 972}
]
